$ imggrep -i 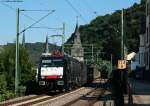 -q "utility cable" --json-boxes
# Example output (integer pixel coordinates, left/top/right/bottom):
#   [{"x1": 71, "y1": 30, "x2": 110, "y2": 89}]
[
  {"x1": 0, "y1": 2, "x2": 56, "y2": 33},
  {"x1": 0, "y1": 0, "x2": 23, "y2": 2},
  {"x1": 80, "y1": 0, "x2": 98, "y2": 16},
  {"x1": 65, "y1": 0, "x2": 87, "y2": 23},
  {"x1": 19, "y1": 10, "x2": 55, "y2": 35},
  {"x1": 0, "y1": 2, "x2": 15, "y2": 10}
]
